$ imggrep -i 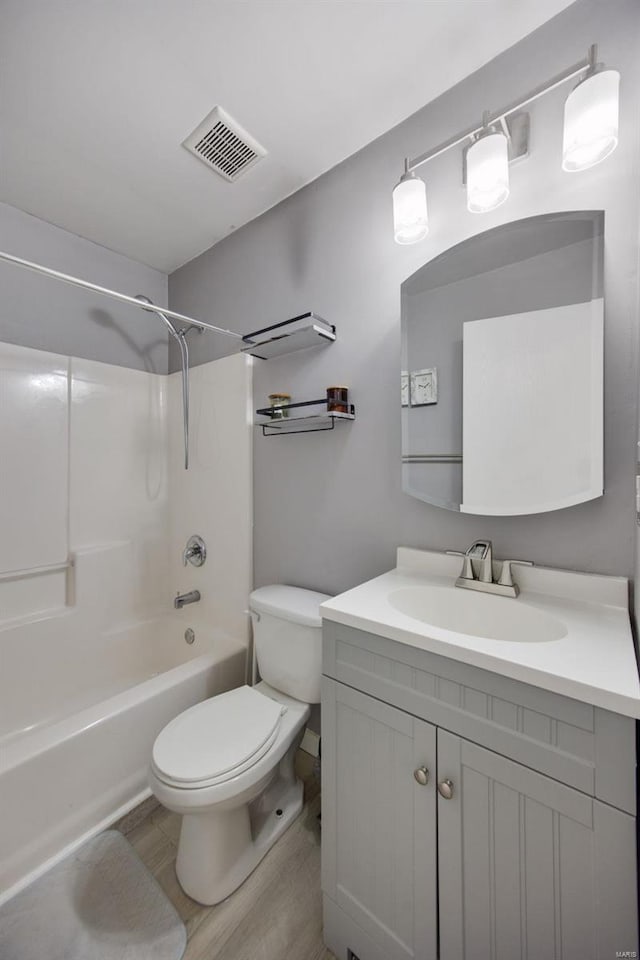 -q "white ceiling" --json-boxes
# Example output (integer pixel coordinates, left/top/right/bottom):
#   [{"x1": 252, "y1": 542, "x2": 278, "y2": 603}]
[{"x1": 0, "y1": 0, "x2": 574, "y2": 274}]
